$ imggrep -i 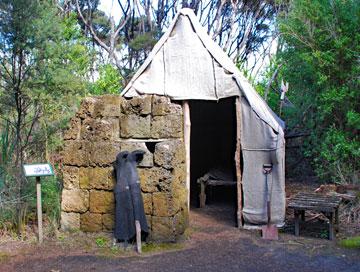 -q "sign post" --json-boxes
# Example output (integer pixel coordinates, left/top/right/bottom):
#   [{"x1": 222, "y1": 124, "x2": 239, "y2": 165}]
[
  {"x1": 36, "y1": 176, "x2": 43, "y2": 243},
  {"x1": 23, "y1": 163, "x2": 54, "y2": 244}
]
